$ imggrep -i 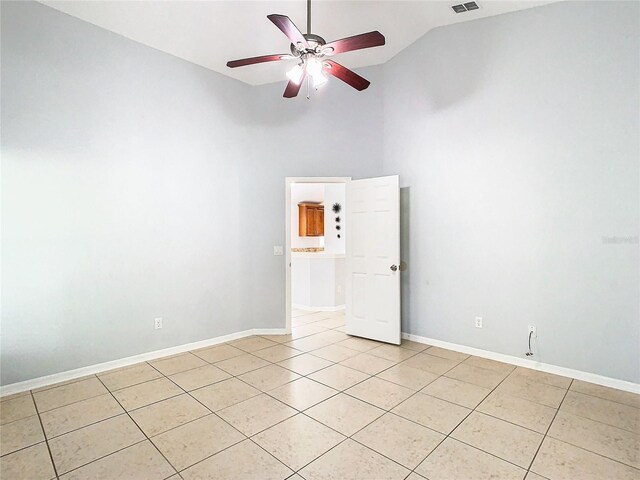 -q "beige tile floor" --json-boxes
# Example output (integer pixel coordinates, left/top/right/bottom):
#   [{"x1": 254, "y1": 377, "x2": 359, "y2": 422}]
[{"x1": 1, "y1": 308, "x2": 639, "y2": 479}]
